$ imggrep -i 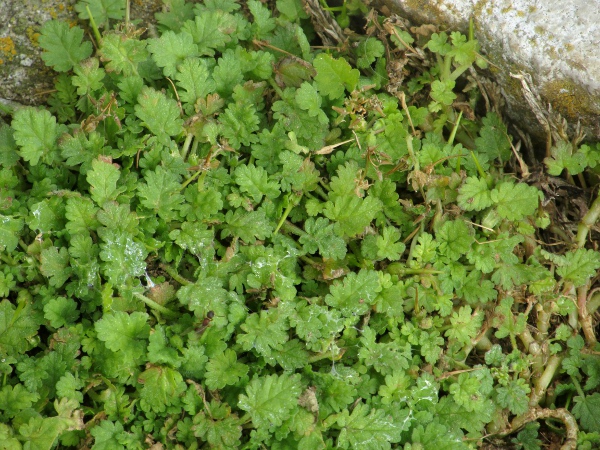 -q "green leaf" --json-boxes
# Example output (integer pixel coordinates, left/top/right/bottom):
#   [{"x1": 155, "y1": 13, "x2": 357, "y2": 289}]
[
  {"x1": 448, "y1": 32, "x2": 479, "y2": 66},
  {"x1": 182, "y1": 10, "x2": 240, "y2": 56},
  {"x1": 248, "y1": 0, "x2": 276, "y2": 38},
  {"x1": 0, "y1": 384, "x2": 39, "y2": 419},
  {"x1": 237, "y1": 310, "x2": 288, "y2": 358},
  {"x1": 234, "y1": 164, "x2": 280, "y2": 203},
  {"x1": 475, "y1": 112, "x2": 511, "y2": 162},
  {"x1": 573, "y1": 393, "x2": 600, "y2": 432},
  {"x1": 457, "y1": 176, "x2": 493, "y2": 211},
  {"x1": 38, "y1": 21, "x2": 92, "y2": 72},
  {"x1": 544, "y1": 139, "x2": 589, "y2": 176},
  {"x1": 205, "y1": 348, "x2": 249, "y2": 389},
  {"x1": 135, "y1": 87, "x2": 184, "y2": 146},
  {"x1": 43, "y1": 296, "x2": 79, "y2": 329},
  {"x1": 466, "y1": 233, "x2": 522, "y2": 274},
  {"x1": 556, "y1": 248, "x2": 600, "y2": 287},
  {"x1": 99, "y1": 32, "x2": 148, "y2": 76},
  {"x1": 492, "y1": 297, "x2": 527, "y2": 339},
  {"x1": 155, "y1": 0, "x2": 196, "y2": 32},
  {"x1": 138, "y1": 365, "x2": 186, "y2": 413},
  {"x1": 511, "y1": 423, "x2": 542, "y2": 450},
  {"x1": 336, "y1": 402, "x2": 405, "y2": 449},
  {"x1": 95, "y1": 311, "x2": 150, "y2": 360},
  {"x1": 147, "y1": 31, "x2": 198, "y2": 78},
  {"x1": 496, "y1": 378, "x2": 531, "y2": 415},
  {"x1": 99, "y1": 230, "x2": 148, "y2": 286},
  {"x1": 445, "y1": 306, "x2": 482, "y2": 346},
  {"x1": 169, "y1": 221, "x2": 214, "y2": 256},
  {"x1": 427, "y1": 32, "x2": 451, "y2": 55},
  {"x1": 295, "y1": 82, "x2": 328, "y2": 124},
  {"x1": 177, "y1": 277, "x2": 228, "y2": 317},
  {"x1": 12, "y1": 107, "x2": 62, "y2": 166},
  {"x1": 490, "y1": 181, "x2": 540, "y2": 221},
  {"x1": 220, "y1": 101, "x2": 260, "y2": 149},
  {"x1": 221, "y1": 209, "x2": 273, "y2": 243},
  {"x1": 299, "y1": 217, "x2": 347, "y2": 260},
  {"x1": 238, "y1": 373, "x2": 302, "y2": 429},
  {"x1": 75, "y1": 0, "x2": 124, "y2": 26},
  {"x1": 175, "y1": 58, "x2": 216, "y2": 111},
  {"x1": 65, "y1": 197, "x2": 100, "y2": 235},
  {"x1": 0, "y1": 300, "x2": 41, "y2": 358},
  {"x1": 313, "y1": 53, "x2": 360, "y2": 100},
  {"x1": 0, "y1": 215, "x2": 23, "y2": 252},
  {"x1": 324, "y1": 195, "x2": 383, "y2": 238},
  {"x1": 137, "y1": 166, "x2": 184, "y2": 221},
  {"x1": 18, "y1": 416, "x2": 72, "y2": 450},
  {"x1": 0, "y1": 123, "x2": 19, "y2": 168},
  {"x1": 356, "y1": 37, "x2": 385, "y2": 68},
  {"x1": 430, "y1": 79, "x2": 456, "y2": 106},
  {"x1": 90, "y1": 420, "x2": 128, "y2": 450},
  {"x1": 276, "y1": 0, "x2": 309, "y2": 21},
  {"x1": 86, "y1": 157, "x2": 124, "y2": 206},
  {"x1": 436, "y1": 220, "x2": 474, "y2": 261},
  {"x1": 71, "y1": 57, "x2": 106, "y2": 96},
  {"x1": 376, "y1": 227, "x2": 405, "y2": 260},
  {"x1": 40, "y1": 247, "x2": 72, "y2": 288},
  {"x1": 325, "y1": 270, "x2": 381, "y2": 317}
]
